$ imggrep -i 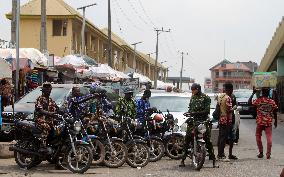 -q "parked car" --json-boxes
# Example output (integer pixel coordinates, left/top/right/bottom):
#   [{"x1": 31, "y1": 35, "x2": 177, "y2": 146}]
[
  {"x1": 234, "y1": 89, "x2": 256, "y2": 118},
  {"x1": 0, "y1": 84, "x2": 90, "y2": 142}
]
